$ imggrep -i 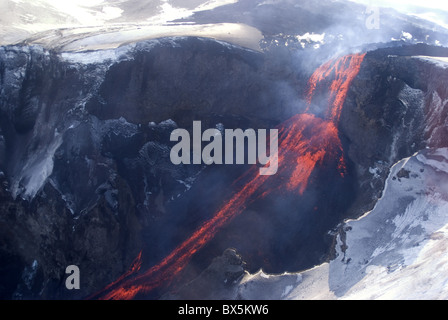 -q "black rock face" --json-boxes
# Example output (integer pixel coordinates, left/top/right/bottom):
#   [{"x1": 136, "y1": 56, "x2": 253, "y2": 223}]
[
  {"x1": 0, "y1": 37, "x2": 447, "y2": 299},
  {"x1": 0, "y1": 38, "x2": 302, "y2": 299},
  {"x1": 86, "y1": 38, "x2": 289, "y2": 126},
  {"x1": 339, "y1": 44, "x2": 448, "y2": 218}
]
